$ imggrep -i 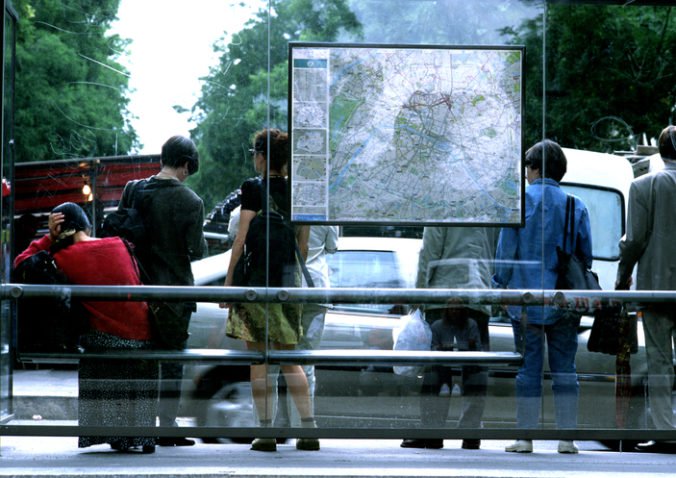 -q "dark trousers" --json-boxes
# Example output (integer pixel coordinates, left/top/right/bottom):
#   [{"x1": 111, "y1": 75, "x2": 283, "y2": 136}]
[
  {"x1": 419, "y1": 307, "x2": 489, "y2": 429},
  {"x1": 158, "y1": 360, "x2": 185, "y2": 427}
]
